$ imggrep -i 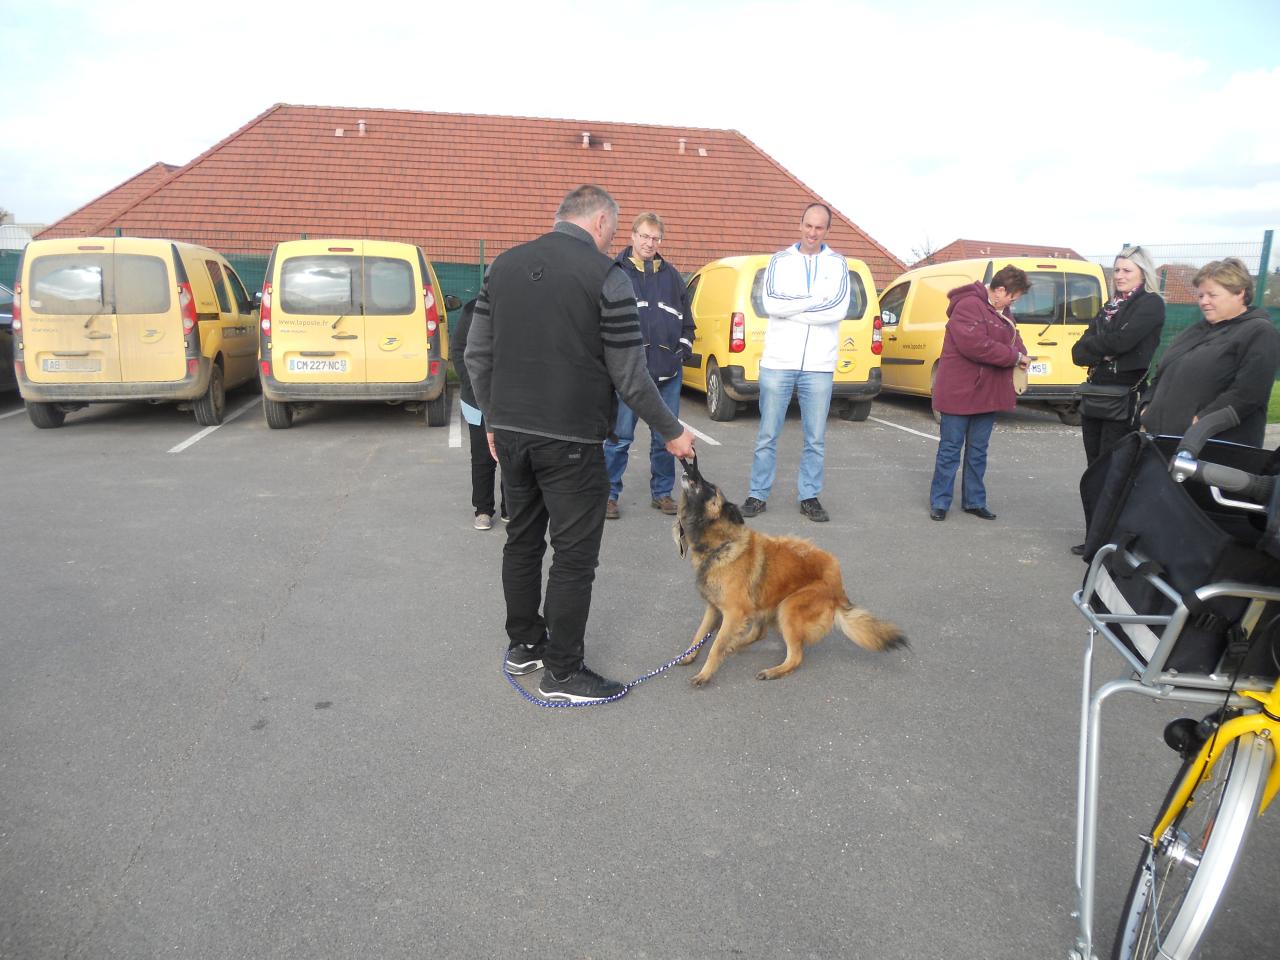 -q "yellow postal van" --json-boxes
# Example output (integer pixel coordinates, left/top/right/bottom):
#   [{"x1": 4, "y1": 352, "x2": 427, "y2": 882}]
[
  {"x1": 257, "y1": 239, "x2": 457, "y2": 428},
  {"x1": 877, "y1": 257, "x2": 1104, "y2": 423},
  {"x1": 683, "y1": 254, "x2": 884, "y2": 422},
  {"x1": 13, "y1": 237, "x2": 259, "y2": 428}
]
